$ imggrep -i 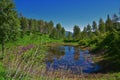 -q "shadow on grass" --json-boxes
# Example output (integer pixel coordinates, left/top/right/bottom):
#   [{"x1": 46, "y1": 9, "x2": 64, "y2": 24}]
[
  {"x1": 64, "y1": 40, "x2": 79, "y2": 43},
  {"x1": 97, "y1": 58, "x2": 120, "y2": 73}
]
